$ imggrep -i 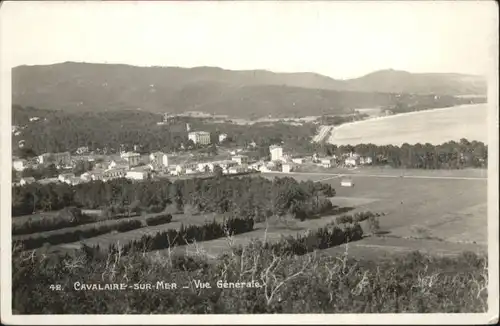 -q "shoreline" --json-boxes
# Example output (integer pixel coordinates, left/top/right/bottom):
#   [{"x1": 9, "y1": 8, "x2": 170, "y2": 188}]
[{"x1": 327, "y1": 103, "x2": 487, "y2": 145}]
